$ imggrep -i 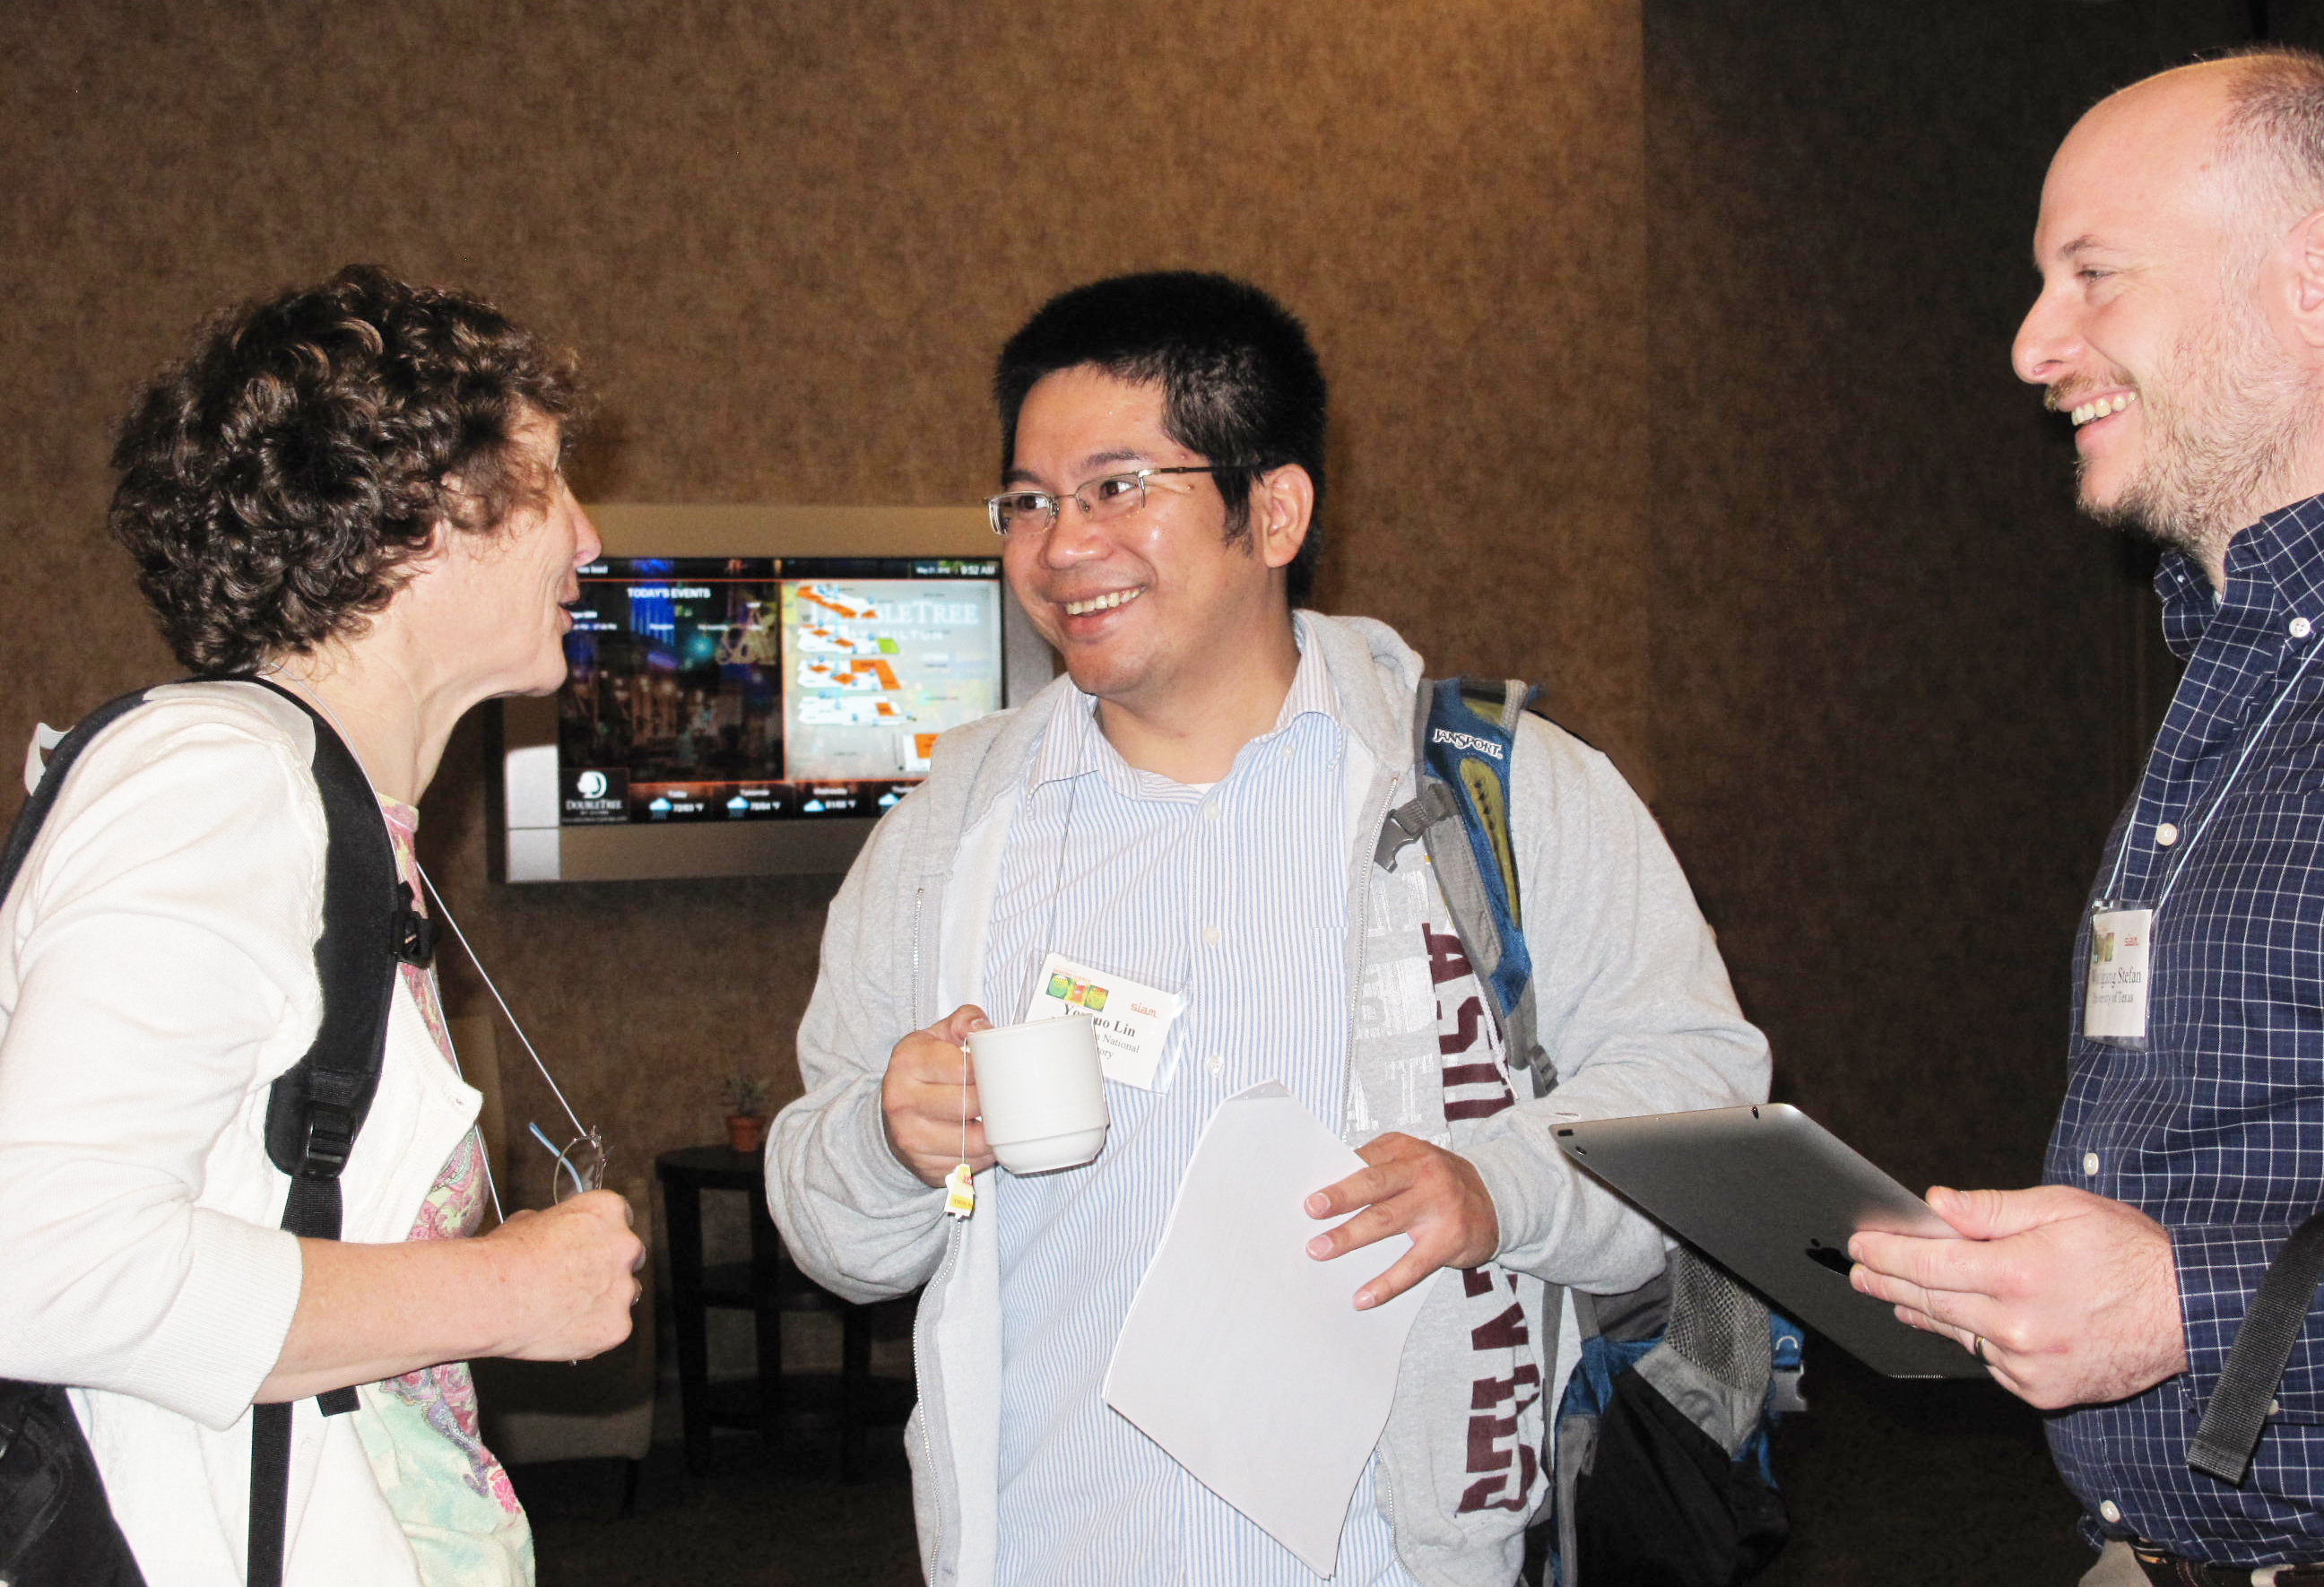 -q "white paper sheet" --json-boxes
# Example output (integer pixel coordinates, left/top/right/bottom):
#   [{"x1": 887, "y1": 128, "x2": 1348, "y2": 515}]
[{"x1": 1101, "y1": 1082, "x2": 1432, "y2": 1577}]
